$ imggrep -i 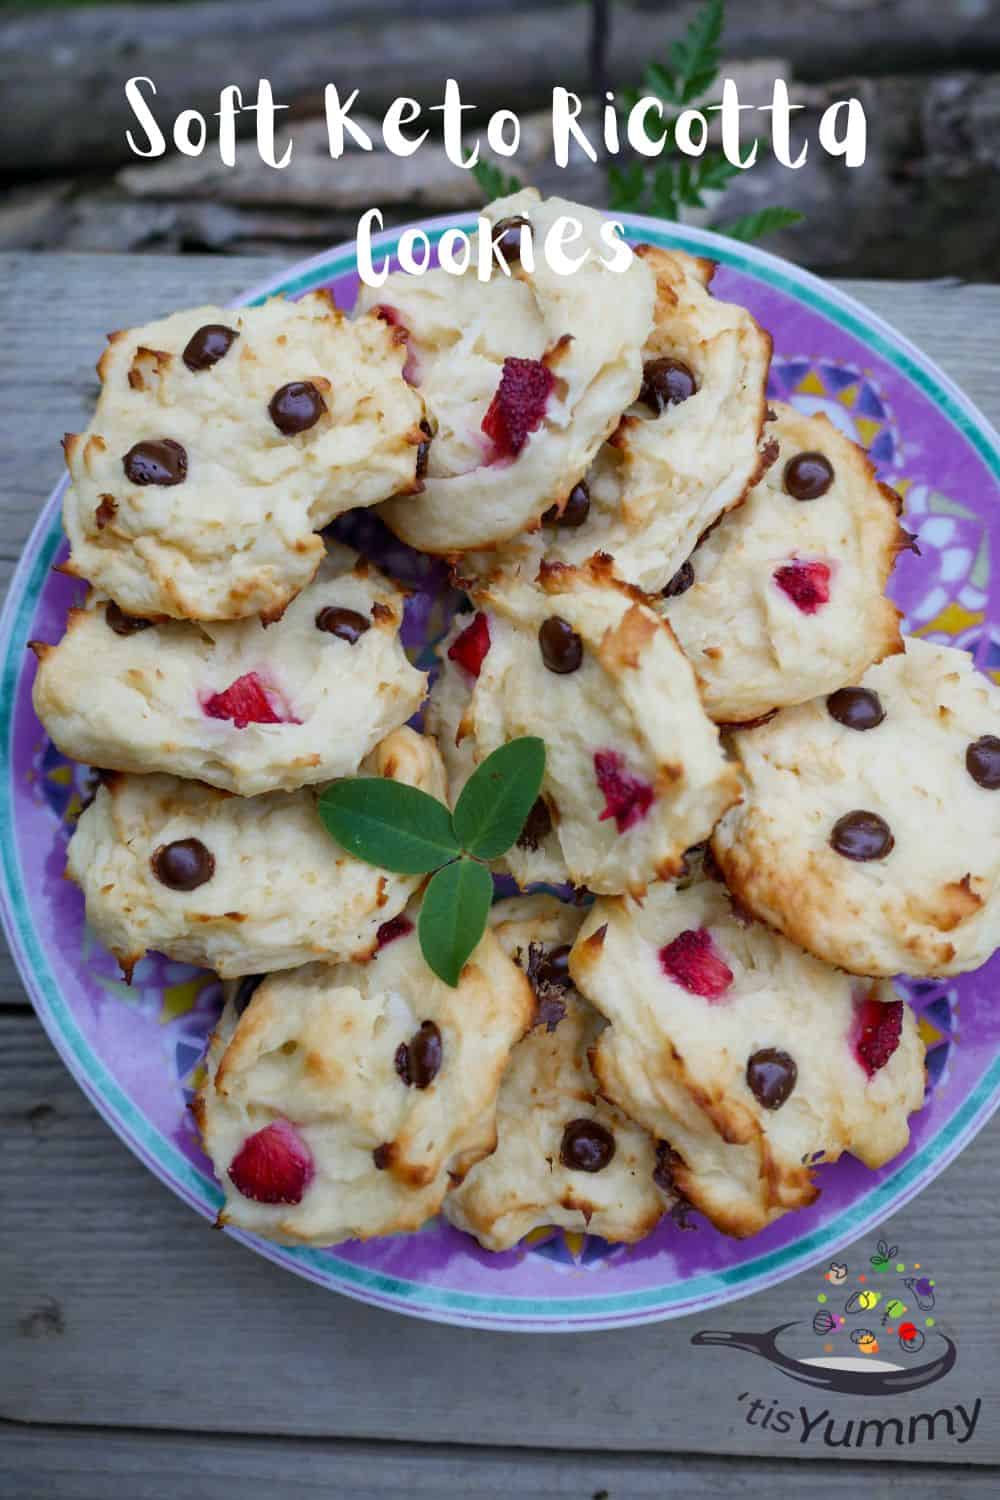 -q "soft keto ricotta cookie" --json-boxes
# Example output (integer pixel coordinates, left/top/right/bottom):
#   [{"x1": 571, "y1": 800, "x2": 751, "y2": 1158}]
[
  {"x1": 570, "y1": 879, "x2": 925, "y2": 1237},
  {"x1": 427, "y1": 563, "x2": 740, "y2": 894},
  {"x1": 712, "y1": 639, "x2": 1000, "y2": 976},
  {"x1": 659, "y1": 404, "x2": 906, "y2": 723},
  {"x1": 464, "y1": 245, "x2": 773, "y2": 594},
  {"x1": 65, "y1": 727, "x2": 446, "y2": 977},
  {"x1": 61, "y1": 294, "x2": 427, "y2": 621},
  {"x1": 32, "y1": 543, "x2": 426, "y2": 796},
  {"x1": 361, "y1": 189, "x2": 656, "y2": 553},
  {"x1": 194, "y1": 907, "x2": 534, "y2": 1245},
  {"x1": 445, "y1": 895, "x2": 672, "y2": 1250}
]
